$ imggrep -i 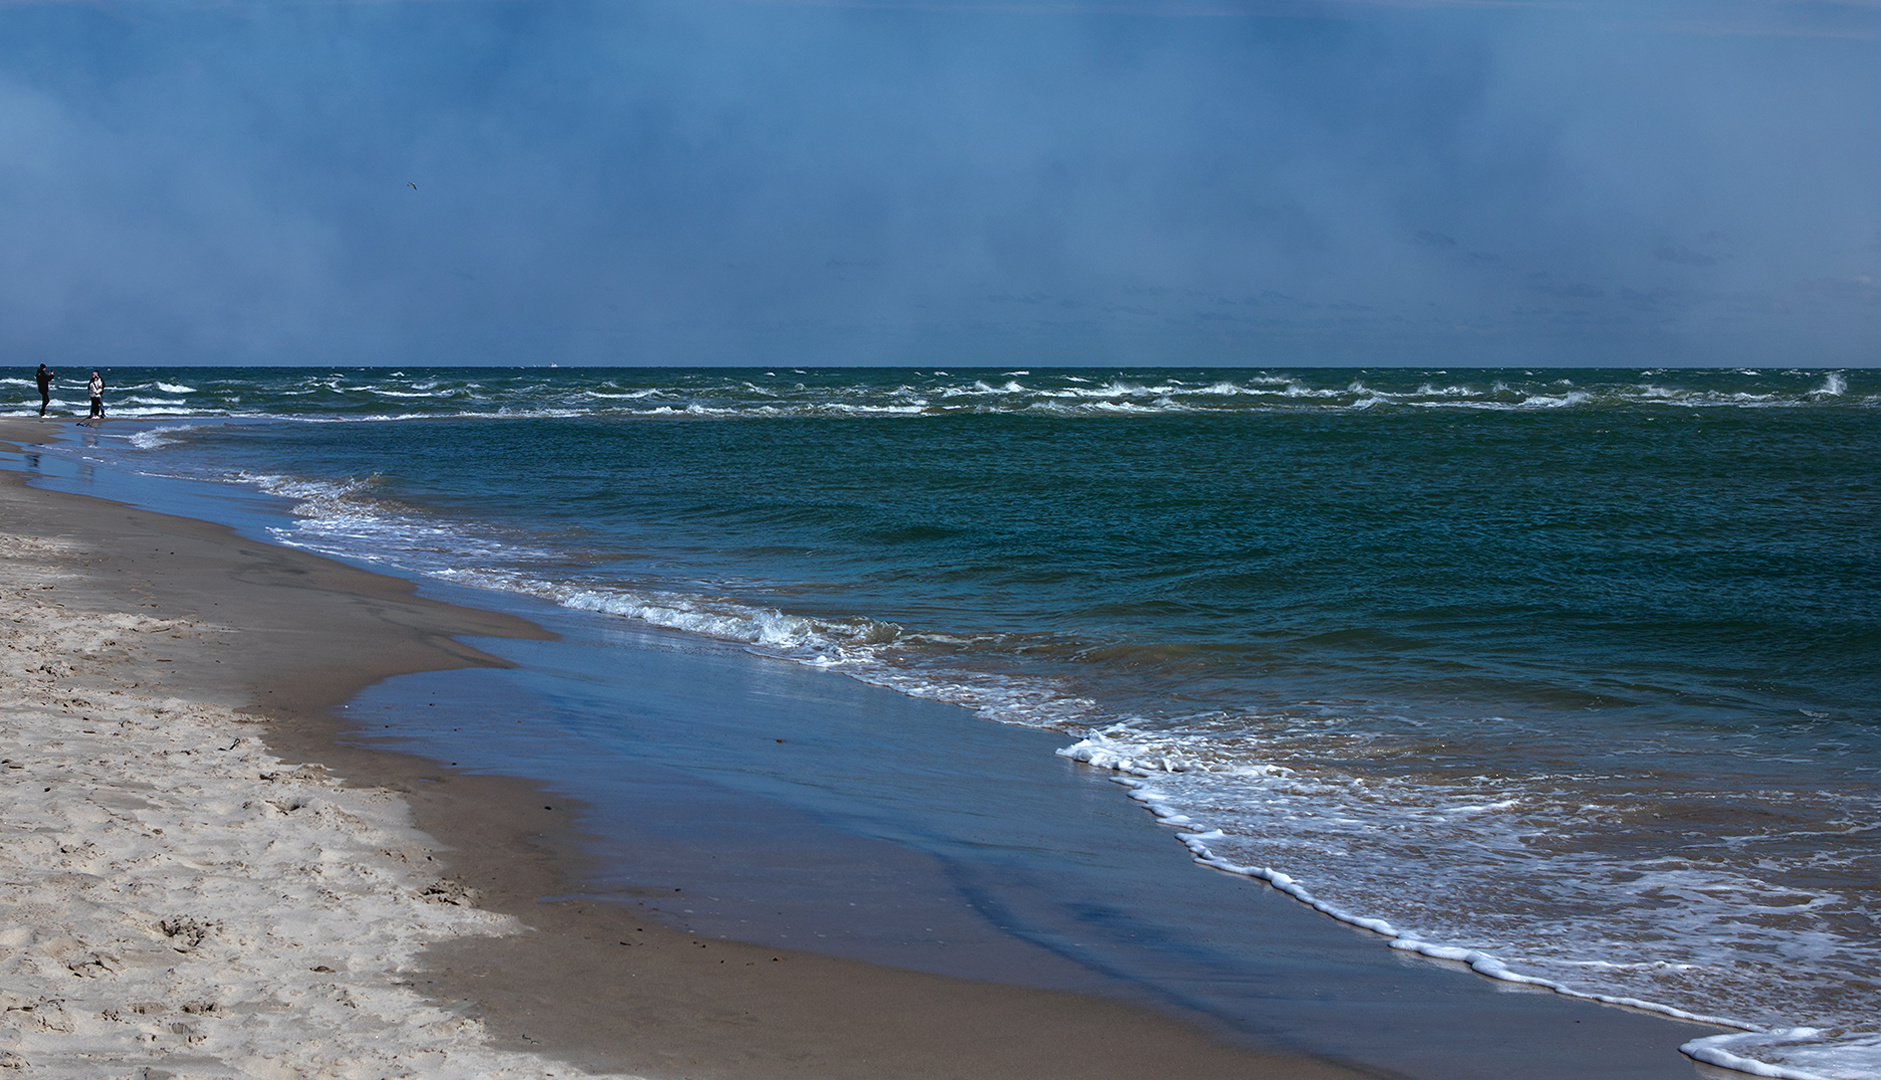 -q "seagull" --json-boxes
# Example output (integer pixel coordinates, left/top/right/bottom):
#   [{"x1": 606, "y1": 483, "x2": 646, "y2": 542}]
[{"x1": 408, "y1": 182, "x2": 417, "y2": 190}]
